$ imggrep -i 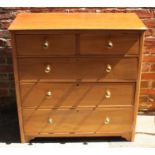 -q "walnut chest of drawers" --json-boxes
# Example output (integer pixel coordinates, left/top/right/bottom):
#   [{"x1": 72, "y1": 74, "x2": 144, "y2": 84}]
[{"x1": 9, "y1": 13, "x2": 147, "y2": 143}]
